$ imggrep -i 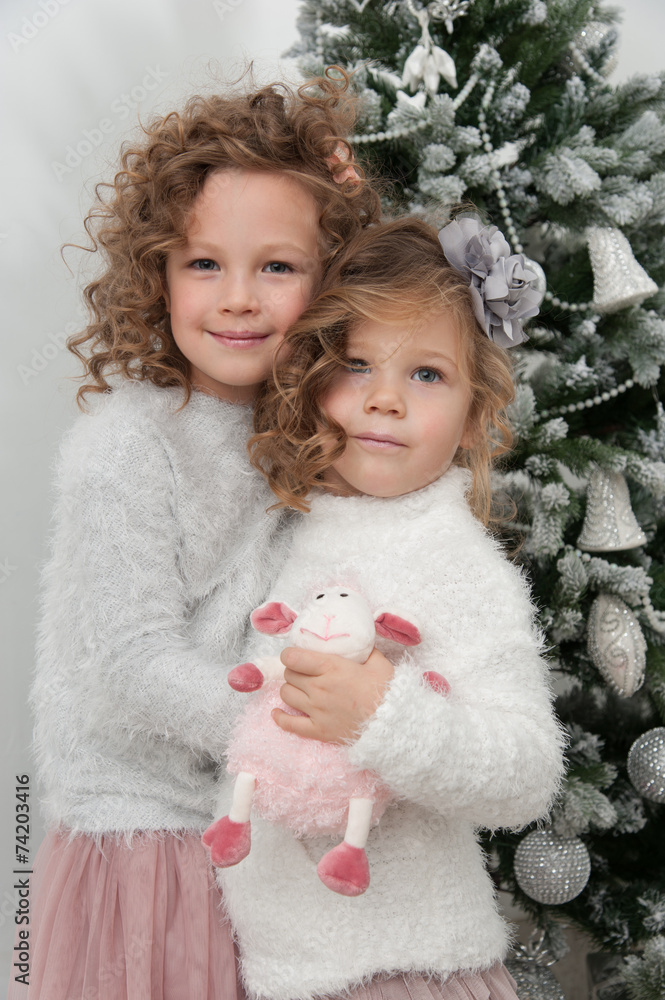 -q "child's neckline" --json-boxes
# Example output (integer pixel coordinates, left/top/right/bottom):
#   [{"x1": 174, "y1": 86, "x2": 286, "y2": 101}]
[{"x1": 311, "y1": 466, "x2": 471, "y2": 508}]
